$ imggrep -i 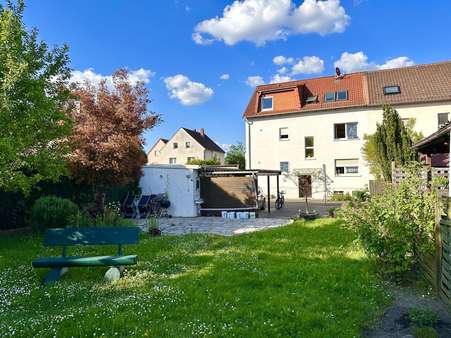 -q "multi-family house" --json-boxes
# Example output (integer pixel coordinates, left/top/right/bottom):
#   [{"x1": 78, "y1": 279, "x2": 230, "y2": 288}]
[
  {"x1": 244, "y1": 61, "x2": 451, "y2": 199},
  {"x1": 147, "y1": 127, "x2": 225, "y2": 165}
]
